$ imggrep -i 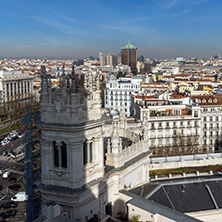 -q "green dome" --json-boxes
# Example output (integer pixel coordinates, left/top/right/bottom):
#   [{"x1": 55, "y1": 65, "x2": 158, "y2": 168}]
[{"x1": 121, "y1": 40, "x2": 137, "y2": 50}]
